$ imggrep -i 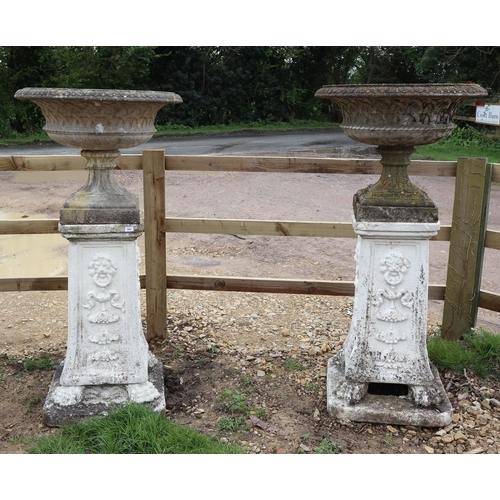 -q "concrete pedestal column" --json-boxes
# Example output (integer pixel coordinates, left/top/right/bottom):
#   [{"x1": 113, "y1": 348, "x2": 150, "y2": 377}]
[
  {"x1": 43, "y1": 224, "x2": 165, "y2": 426},
  {"x1": 326, "y1": 217, "x2": 453, "y2": 427}
]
